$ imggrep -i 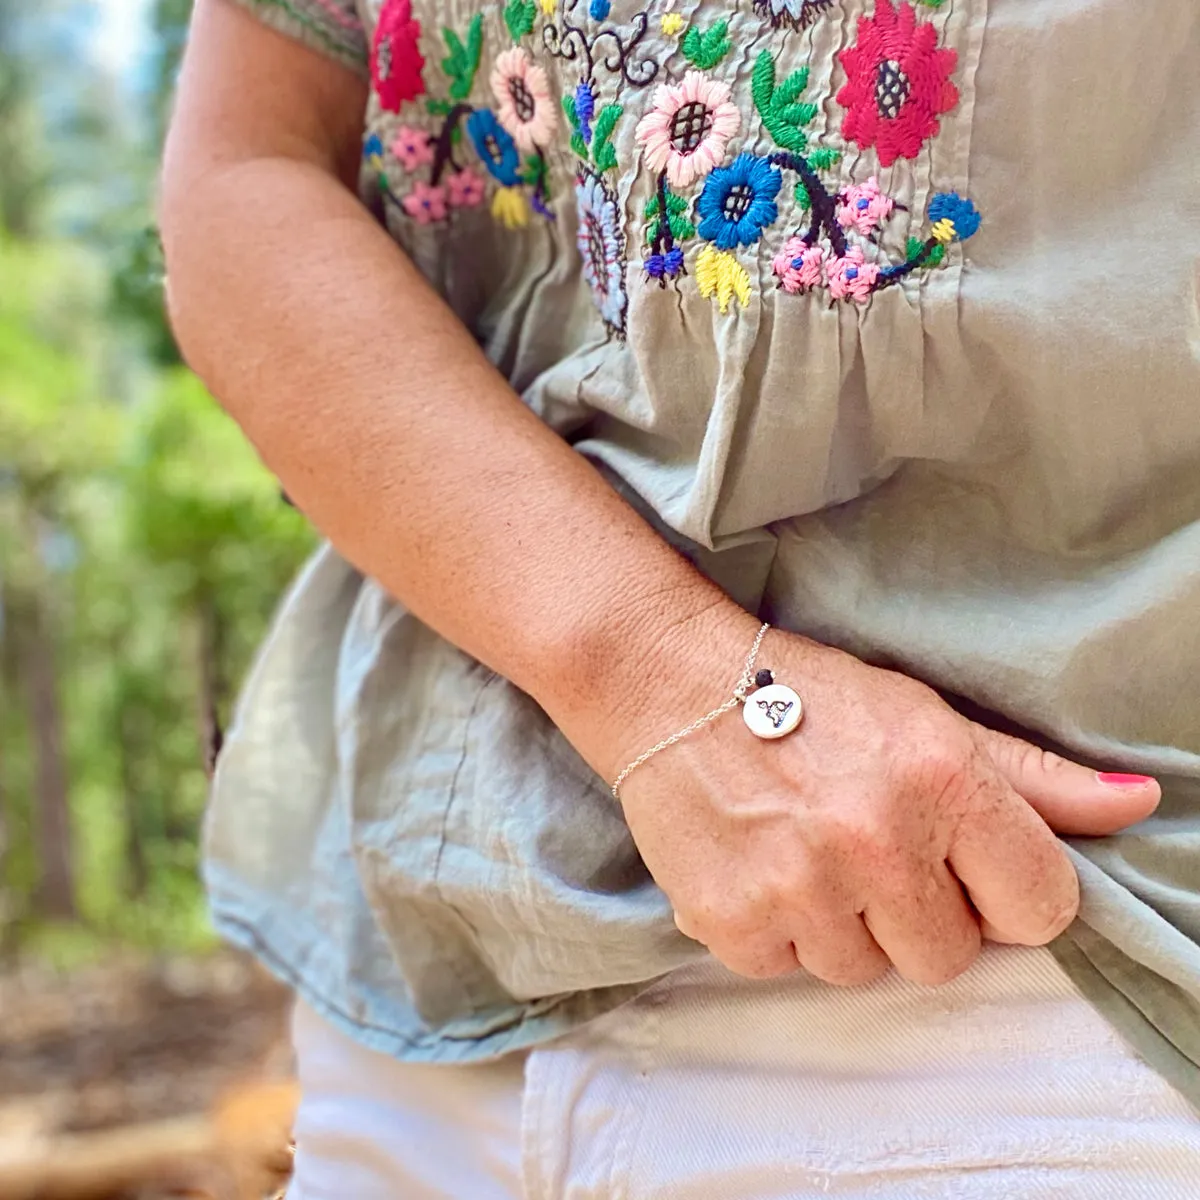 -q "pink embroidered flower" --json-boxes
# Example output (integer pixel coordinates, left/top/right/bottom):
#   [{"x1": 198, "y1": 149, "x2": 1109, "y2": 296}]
[
  {"x1": 836, "y1": 0, "x2": 958, "y2": 167},
  {"x1": 827, "y1": 247, "x2": 880, "y2": 302},
  {"x1": 392, "y1": 126, "x2": 435, "y2": 171},
  {"x1": 635, "y1": 70, "x2": 741, "y2": 190},
  {"x1": 836, "y1": 176, "x2": 894, "y2": 236},
  {"x1": 772, "y1": 237, "x2": 826, "y2": 293},
  {"x1": 445, "y1": 168, "x2": 486, "y2": 208},
  {"x1": 402, "y1": 181, "x2": 448, "y2": 224},
  {"x1": 490, "y1": 48, "x2": 558, "y2": 154},
  {"x1": 371, "y1": 0, "x2": 426, "y2": 113}
]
